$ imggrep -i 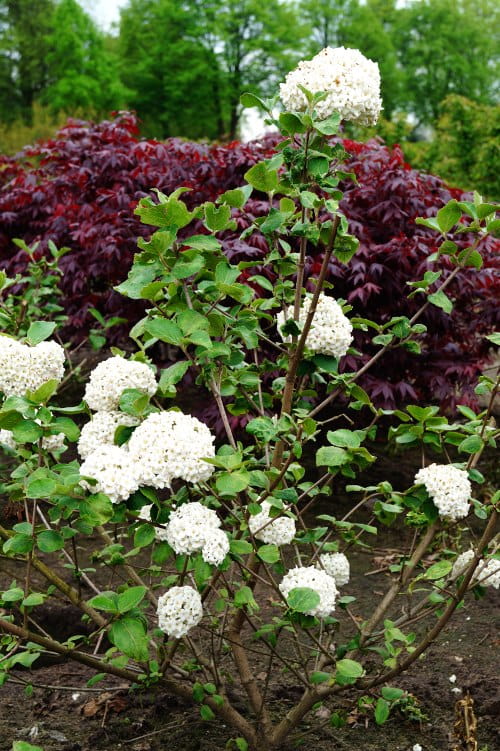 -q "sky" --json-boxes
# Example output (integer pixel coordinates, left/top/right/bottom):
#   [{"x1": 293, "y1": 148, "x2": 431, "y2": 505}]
[{"x1": 83, "y1": 0, "x2": 127, "y2": 32}]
